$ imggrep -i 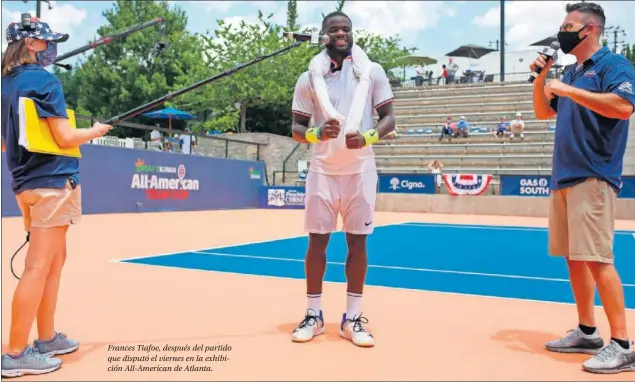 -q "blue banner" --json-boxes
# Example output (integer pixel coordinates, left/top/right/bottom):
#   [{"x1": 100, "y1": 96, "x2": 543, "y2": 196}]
[
  {"x1": 500, "y1": 175, "x2": 551, "y2": 197},
  {"x1": 1, "y1": 145, "x2": 265, "y2": 217},
  {"x1": 620, "y1": 176, "x2": 635, "y2": 199},
  {"x1": 258, "y1": 186, "x2": 306, "y2": 209},
  {"x1": 378, "y1": 174, "x2": 435, "y2": 194}
]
